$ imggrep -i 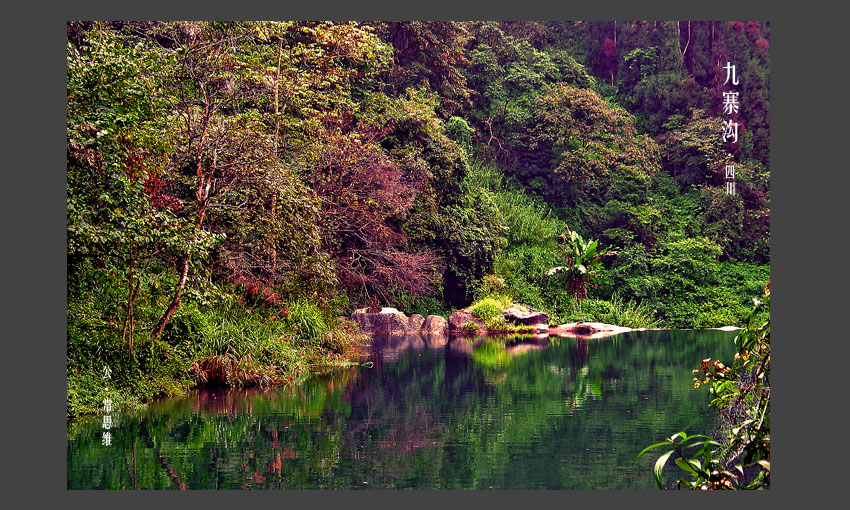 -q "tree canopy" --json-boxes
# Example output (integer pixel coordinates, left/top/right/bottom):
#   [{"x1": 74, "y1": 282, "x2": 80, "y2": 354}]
[{"x1": 67, "y1": 20, "x2": 770, "y2": 416}]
